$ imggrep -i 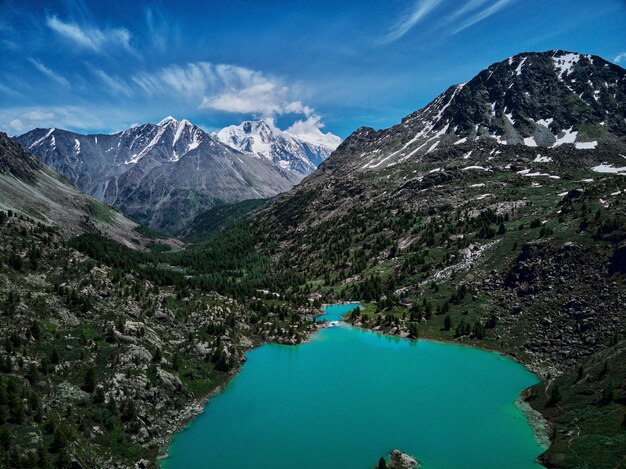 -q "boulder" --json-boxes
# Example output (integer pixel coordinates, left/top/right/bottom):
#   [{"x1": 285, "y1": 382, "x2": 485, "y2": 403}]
[{"x1": 374, "y1": 449, "x2": 420, "y2": 469}]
